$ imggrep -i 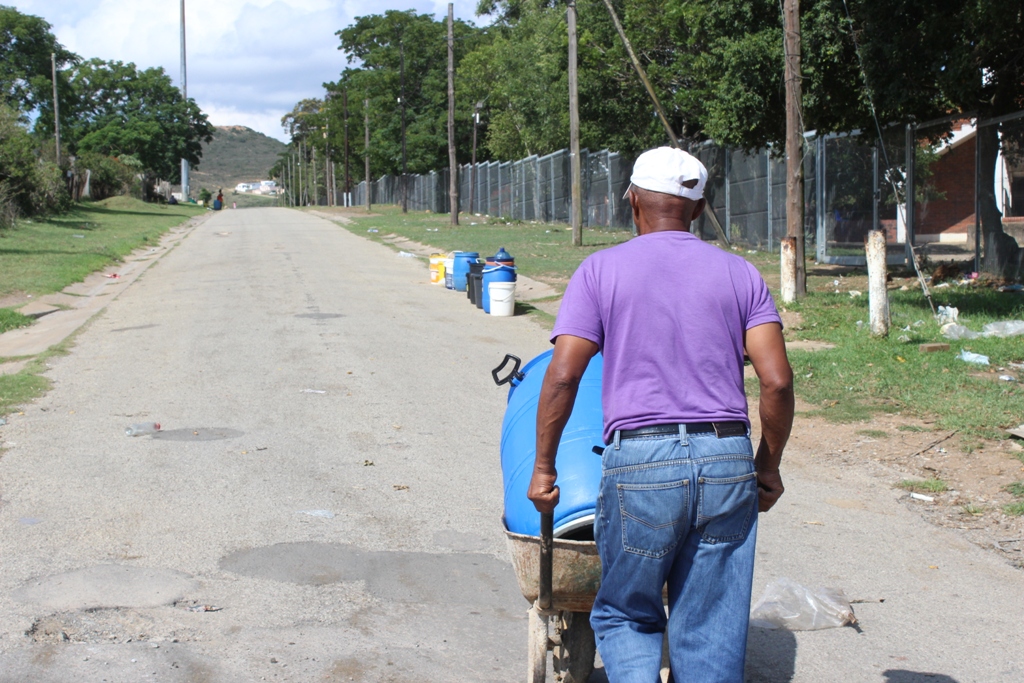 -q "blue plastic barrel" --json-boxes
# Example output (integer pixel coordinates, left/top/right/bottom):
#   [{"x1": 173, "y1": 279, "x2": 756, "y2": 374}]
[
  {"x1": 482, "y1": 265, "x2": 516, "y2": 314},
  {"x1": 500, "y1": 350, "x2": 604, "y2": 537},
  {"x1": 452, "y1": 252, "x2": 479, "y2": 292}
]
